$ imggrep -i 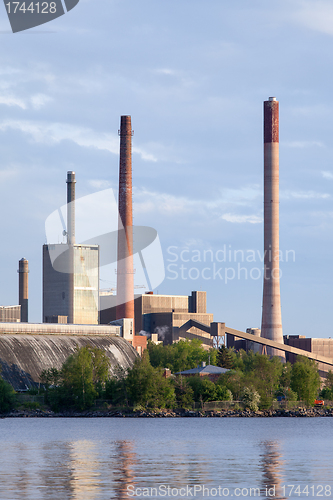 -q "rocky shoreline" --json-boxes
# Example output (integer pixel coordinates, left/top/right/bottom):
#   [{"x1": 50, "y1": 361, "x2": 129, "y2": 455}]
[{"x1": 2, "y1": 407, "x2": 333, "y2": 418}]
